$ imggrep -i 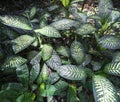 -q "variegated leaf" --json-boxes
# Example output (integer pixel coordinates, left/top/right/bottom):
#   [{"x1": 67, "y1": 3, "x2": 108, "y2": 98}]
[
  {"x1": 75, "y1": 24, "x2": 96, "y2": 35},
  {"x1": 56, "y1": 46, "x2": 70, "y2": 57},
  {"x1": 46, "y1": 51, "x2": 61, "y2": 71},
  {"x1": 92, "y1": 75, "x2": 119, "y2": 102},
  {"x1": 12, "y1": 35, "x2": 35, "y2": 54},
  {"x1": 104, "y1": 62, "x2": 120, "y2": 76},
  {"x1": 58, "y1": 65, "x2": 86, "y2": 80},
  {"x1": 51, "y1": 19, "x2": 80, "y2": 30},
  {"x1": 1, "y1": 56, "x2": 27, "y2": 73},
  {"x1": 34, "y1": 26, "x2": 61, "y2": 38},
  {"x1": 98, "y1": 0, "x2": 113, "y2": 17},
  {"x1": 42, "y1": 44, "x2": 53, "y2": 61},
  {"x1": 0, "y1": 15, "x2": 32, "y2": 30},
  {"x1": 98, "y1": 35, "x2": 120, "y2": 50},
  {"x1": 70, "y1": 40, "x2": 85, "y2": 64}
]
